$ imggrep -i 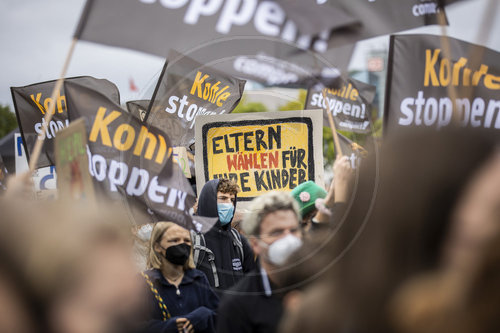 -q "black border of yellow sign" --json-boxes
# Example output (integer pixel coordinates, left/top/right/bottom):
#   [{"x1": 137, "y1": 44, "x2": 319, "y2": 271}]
[{"x1": 202, "y1": 117, "x2": 315, "y2": 201}]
